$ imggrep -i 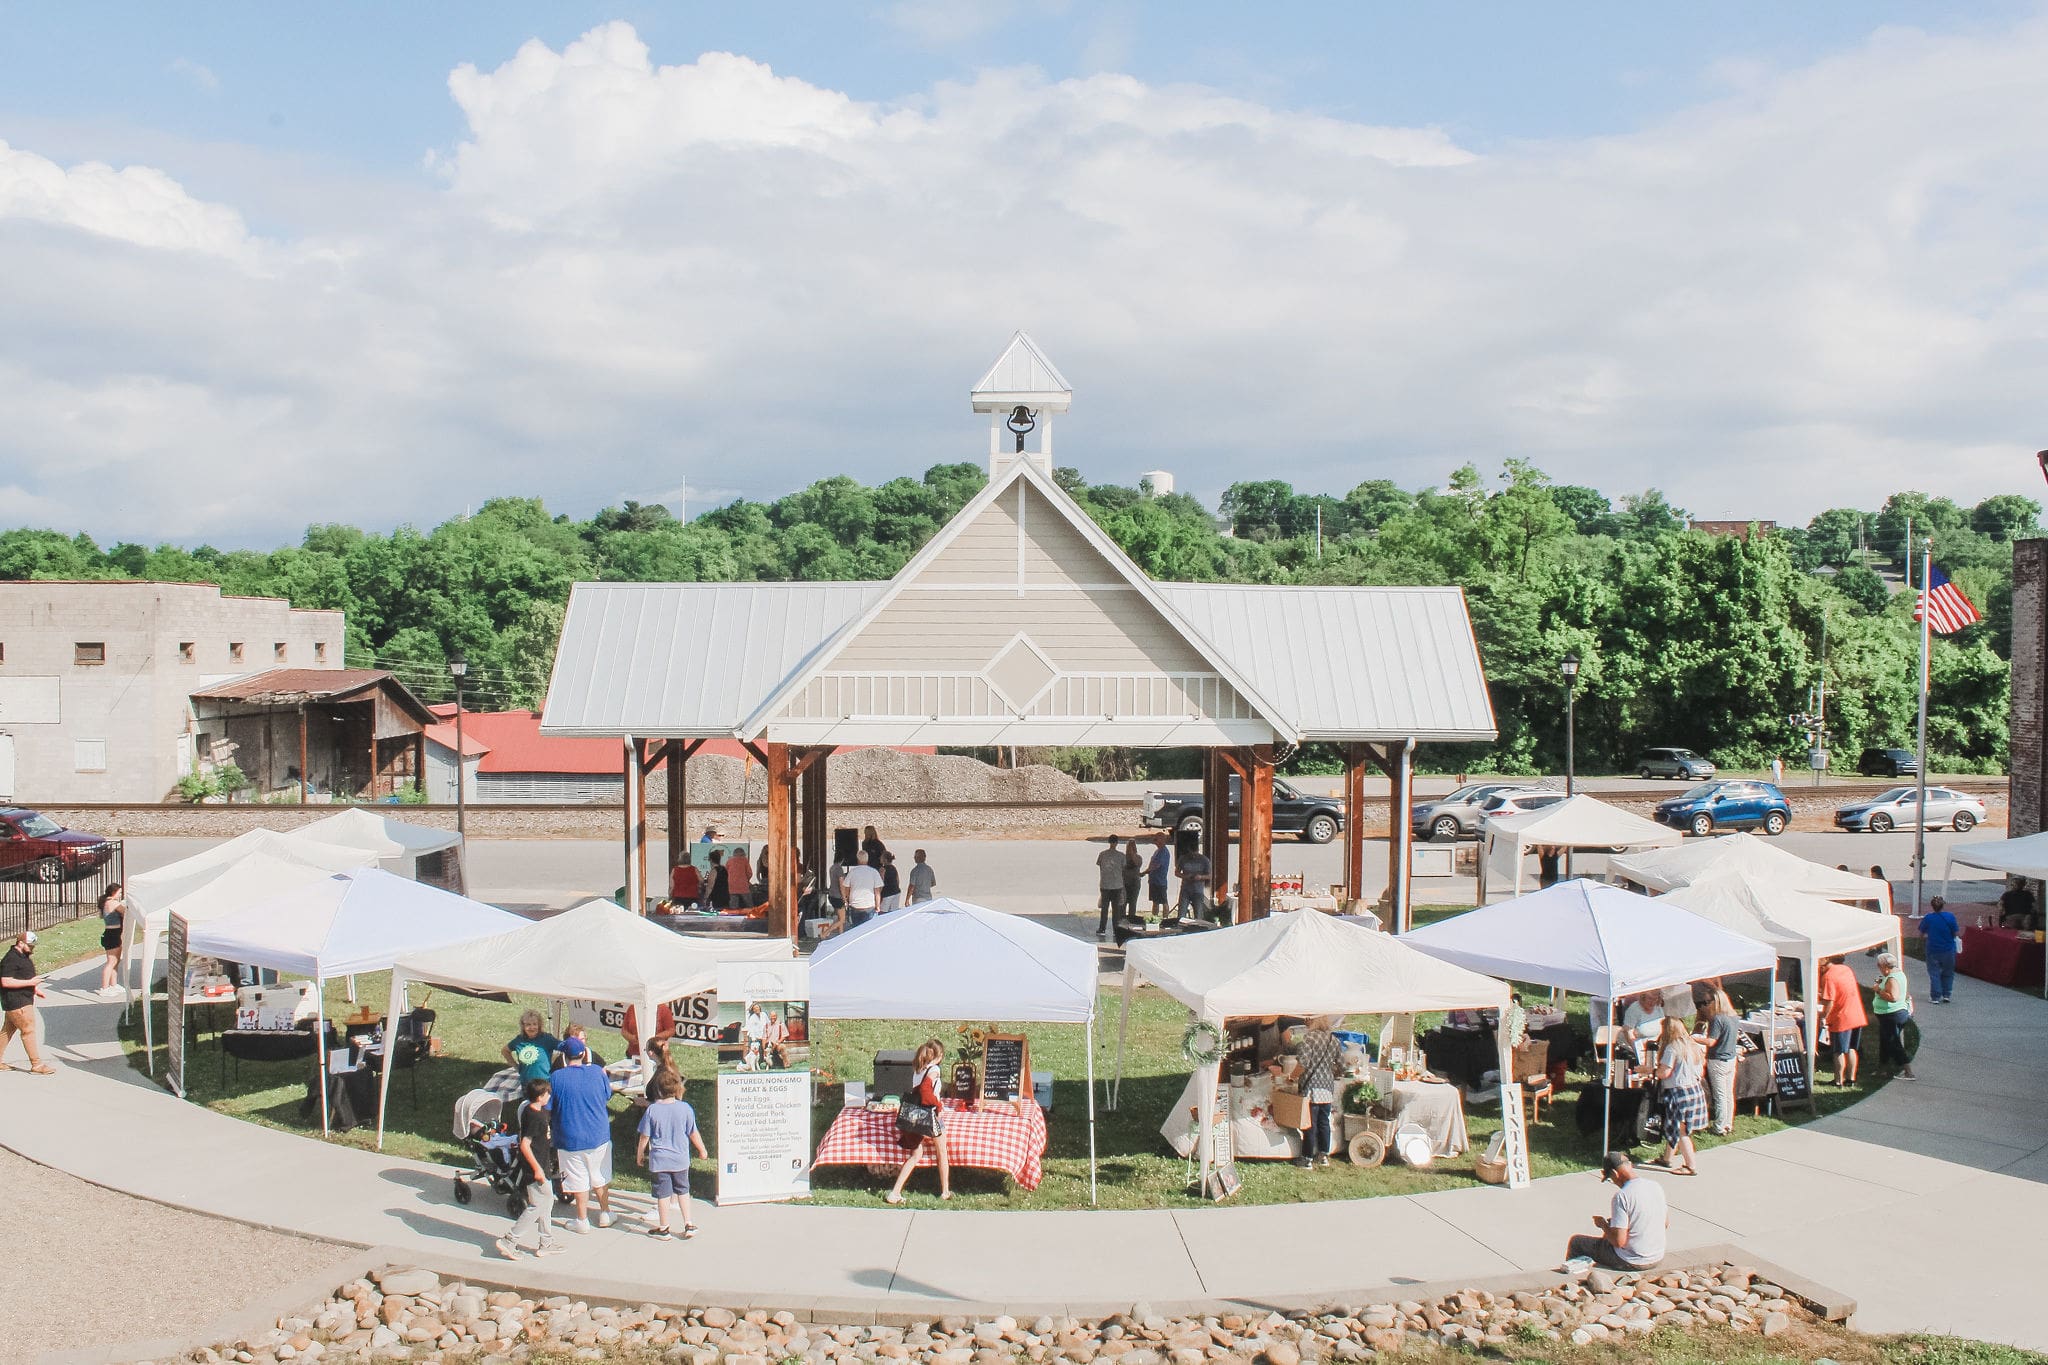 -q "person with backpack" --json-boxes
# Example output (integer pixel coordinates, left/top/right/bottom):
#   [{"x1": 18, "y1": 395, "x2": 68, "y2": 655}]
[{"x1": 496, "y1": 1078, "x2": 567, "y2": 1259}]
